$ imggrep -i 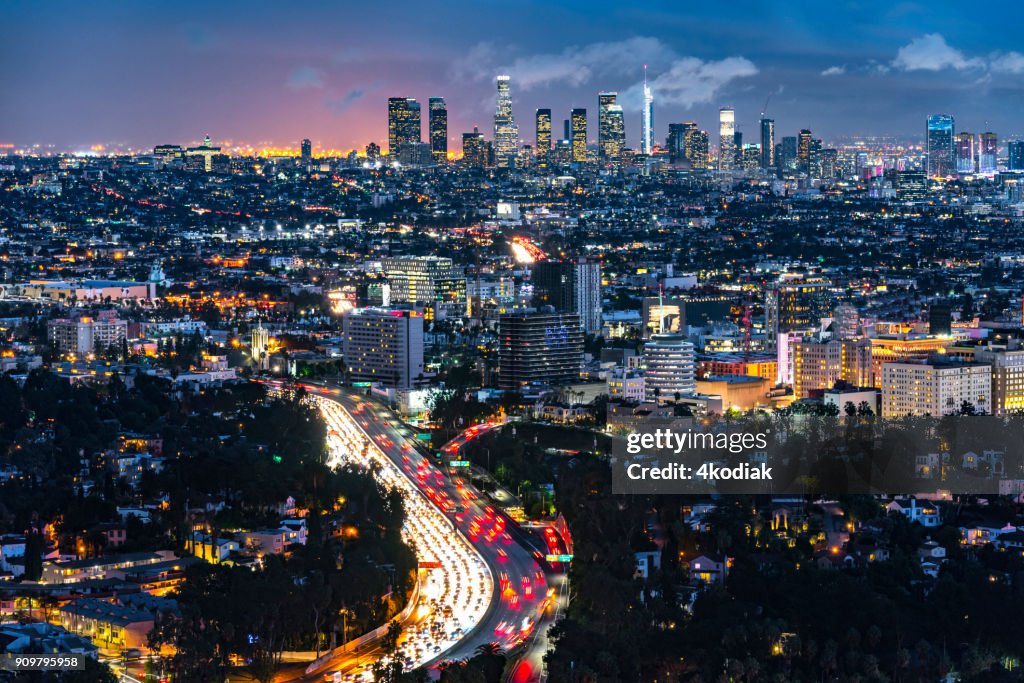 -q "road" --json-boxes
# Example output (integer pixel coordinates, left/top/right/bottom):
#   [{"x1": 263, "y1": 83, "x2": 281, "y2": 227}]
[{"x1": 298, "y1": 385, "x2": 550, "y2": 681}]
